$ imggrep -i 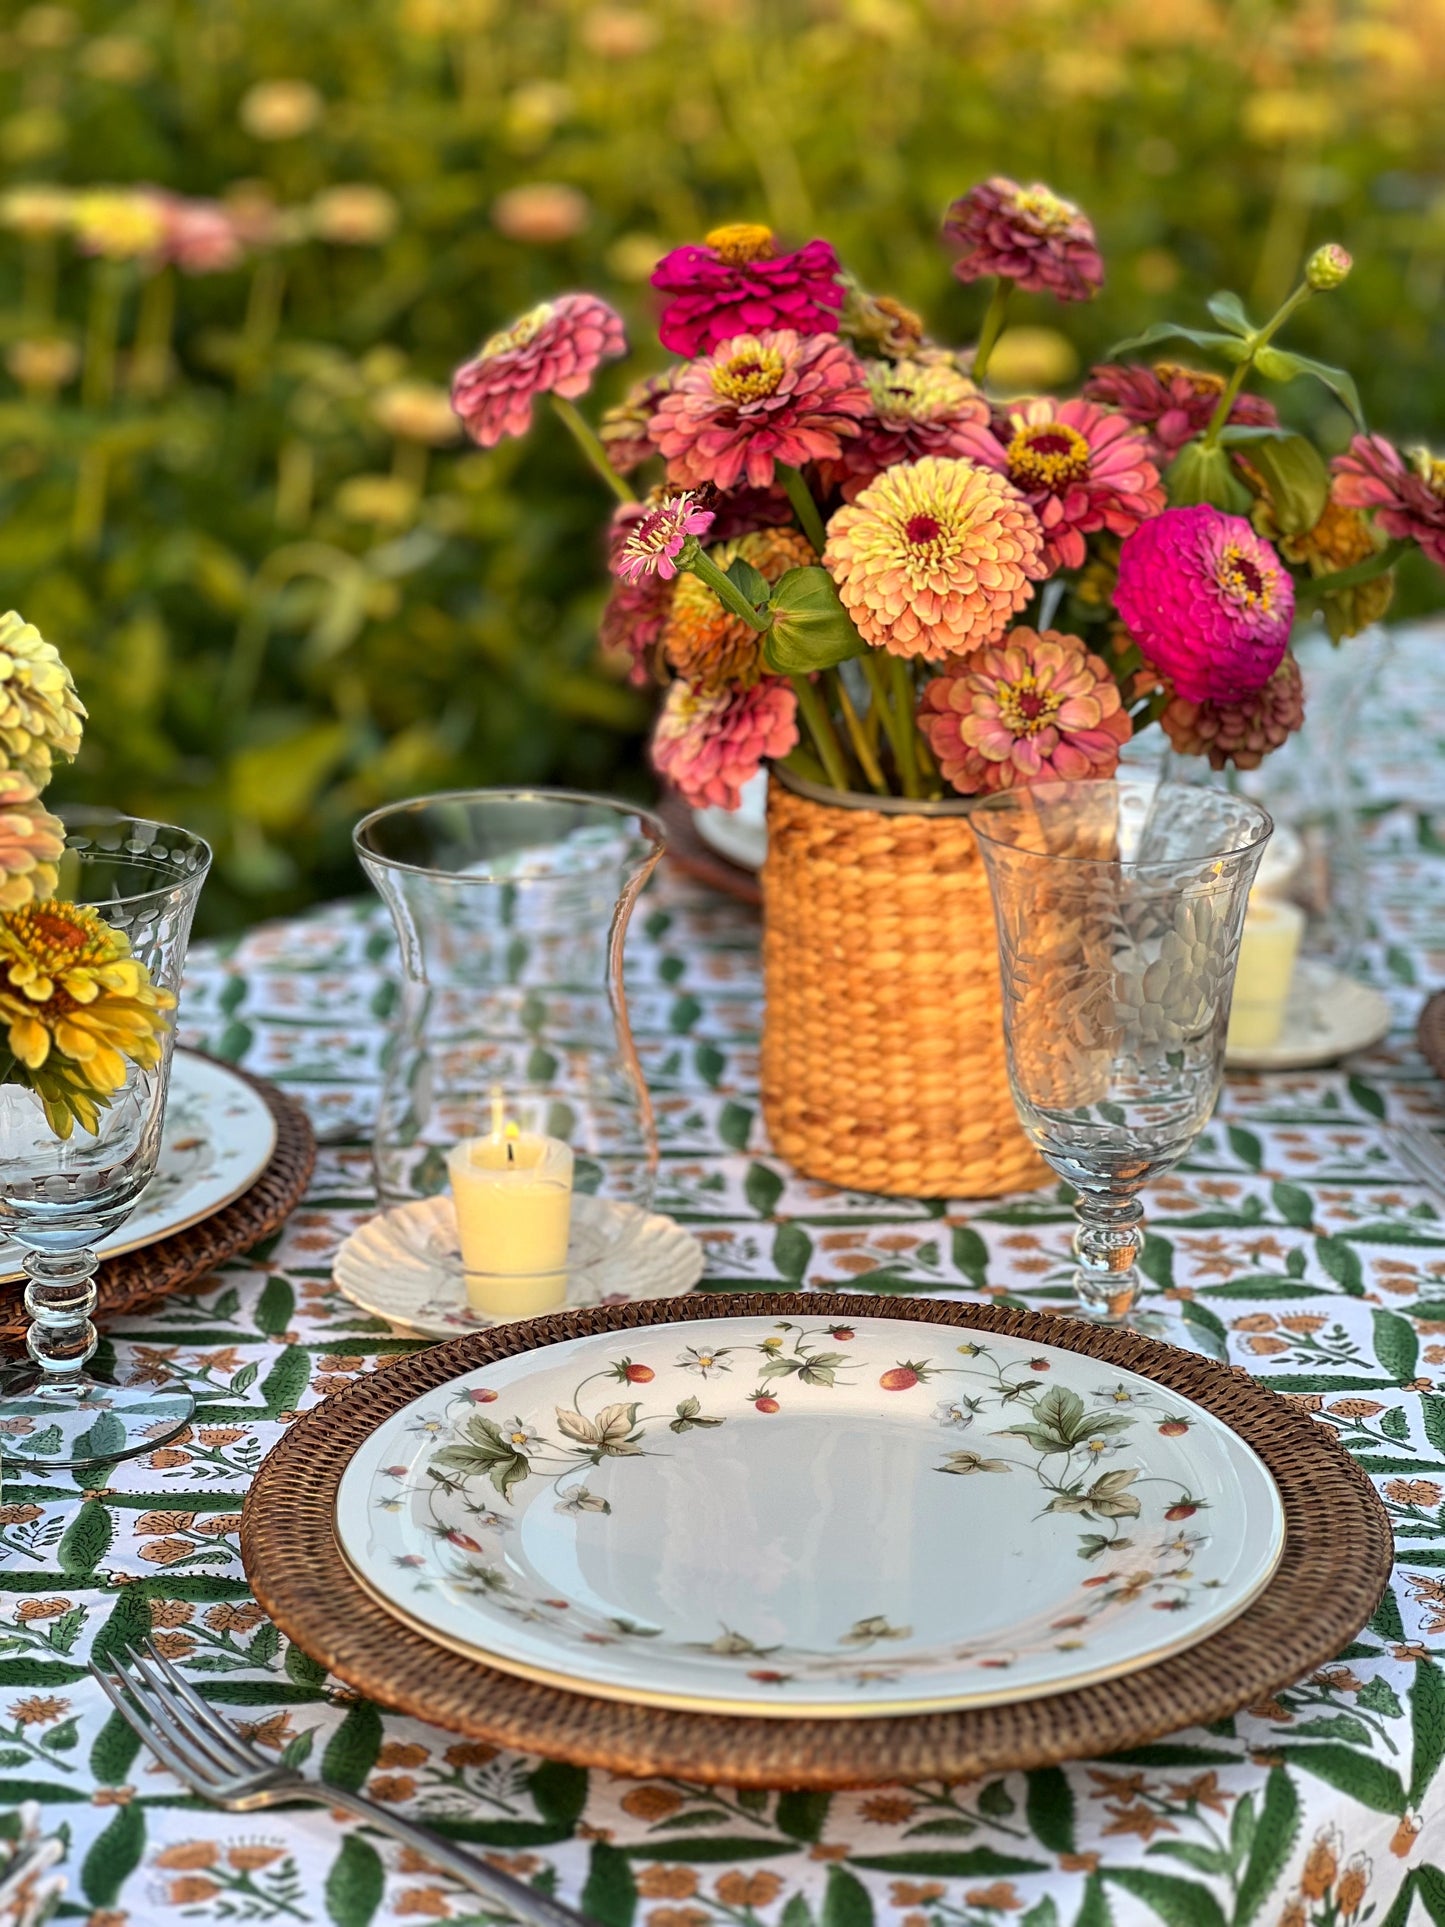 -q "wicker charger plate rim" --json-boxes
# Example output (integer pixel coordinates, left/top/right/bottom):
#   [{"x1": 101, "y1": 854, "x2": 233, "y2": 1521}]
[
  {"x1": 241, "y1": 1292, "x2": 1392, "y2": 1789},
  {"x1": 0, "y1": 1056, "x2": 316, "y2": 1351}
]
